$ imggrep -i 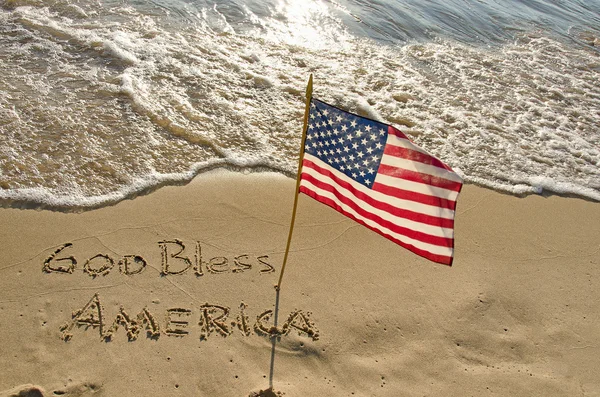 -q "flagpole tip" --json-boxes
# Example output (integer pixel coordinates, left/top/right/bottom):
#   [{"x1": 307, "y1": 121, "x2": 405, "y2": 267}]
[{"x1": 306, "y1": 74, "x2": 313, "y2": 99}]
